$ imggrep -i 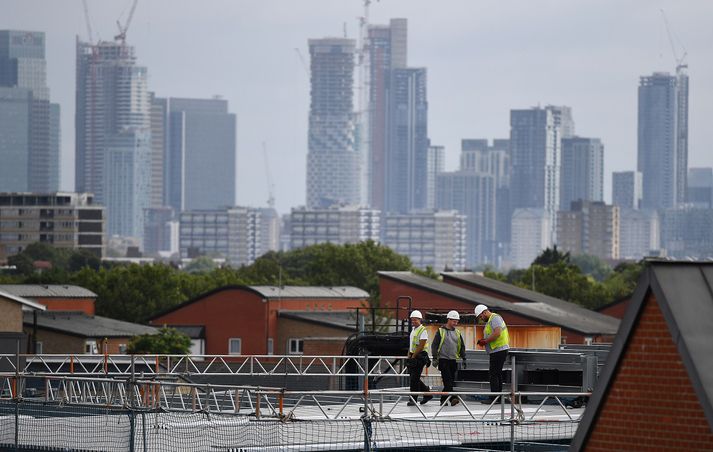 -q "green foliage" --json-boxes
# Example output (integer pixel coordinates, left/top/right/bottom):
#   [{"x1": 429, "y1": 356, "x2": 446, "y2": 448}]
[
  {"x1": 183, "y1": 256, "x2": 218, "y2": 274},
  {"x1": 533, "y1": 245, "x2": 570, "y2": 266},
  {"x1": 569, "y1": 254, "x2": 613, "y2": 282},
  {"x1": 127, "y1": 326, "x2": 192, "y2": 354}
]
